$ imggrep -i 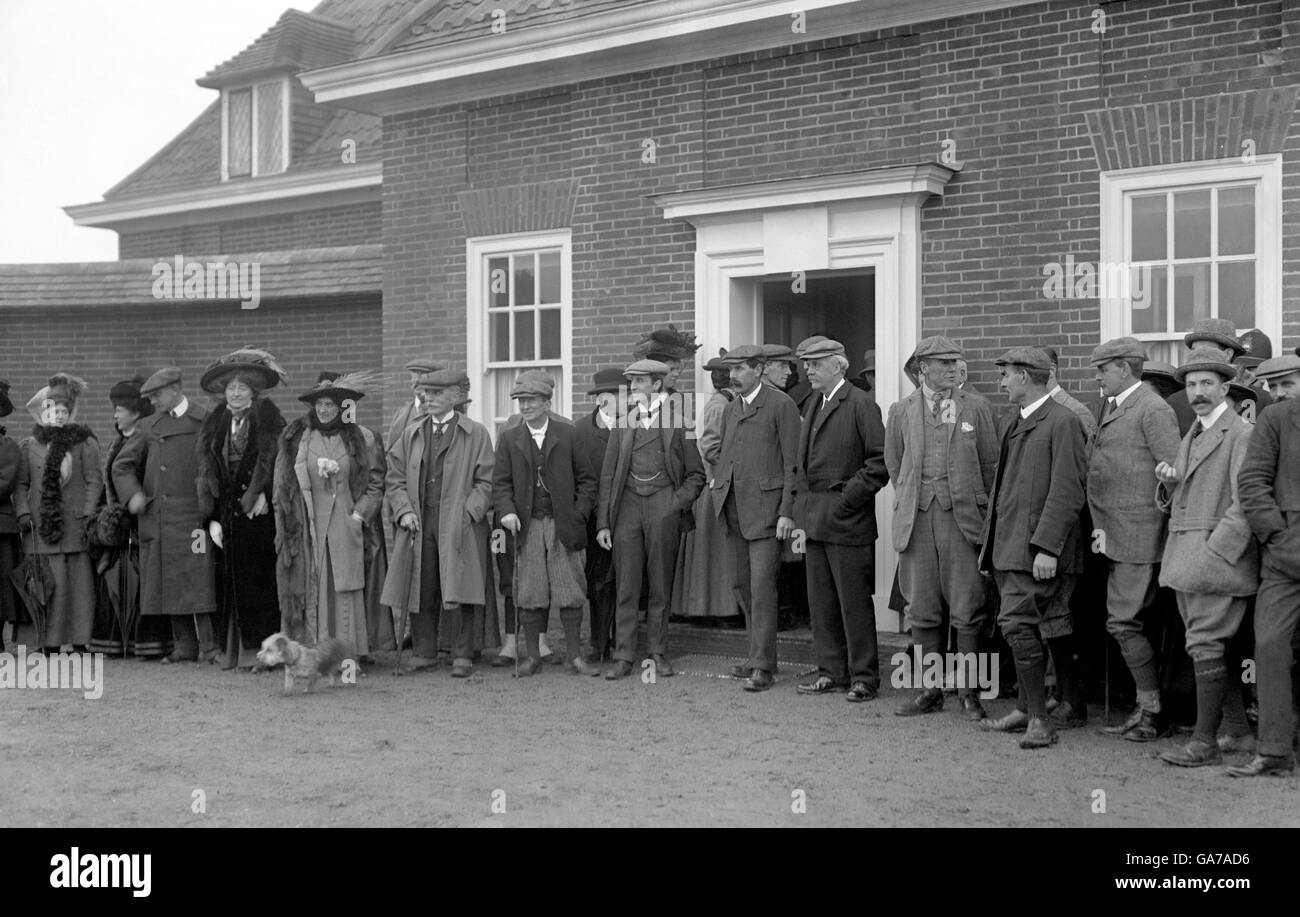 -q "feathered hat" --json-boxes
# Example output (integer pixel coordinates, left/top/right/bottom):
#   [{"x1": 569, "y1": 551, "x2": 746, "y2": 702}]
[
  {"x1": 200, "y1": 347, "x2": 288, "y2": 394},
  {"x1": 632, "y1": 324, "x2": 700, "y2": 363},
  {"x1": 26, "y1": 373, "x2": 88, "y2": 424},
  {"x1": 298, "y1": 370, "x2": 382, "y2": 406}
]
